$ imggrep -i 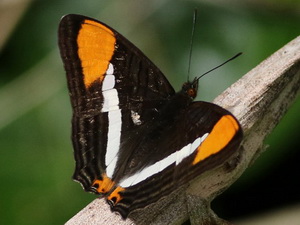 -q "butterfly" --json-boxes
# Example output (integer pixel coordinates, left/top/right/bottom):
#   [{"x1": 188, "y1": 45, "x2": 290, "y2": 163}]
[{"x1": 58, "y1": 14, "x2": 243, "y2": 219}]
